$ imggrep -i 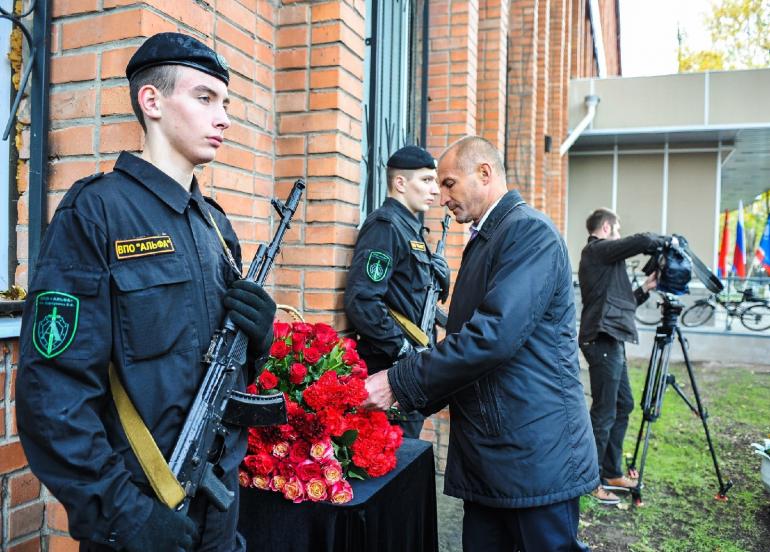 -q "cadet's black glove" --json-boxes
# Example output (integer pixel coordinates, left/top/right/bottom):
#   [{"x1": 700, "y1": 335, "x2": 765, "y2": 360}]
[
  {"x1": 224, "y1": 279, "x2": 276, "y2": 351},
  {"x1": 431, "y1": 254, "x2": 451, "y2": 302},
  {"x1": 124, "y1": 500, "x2": 198, "y2": 552}
]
